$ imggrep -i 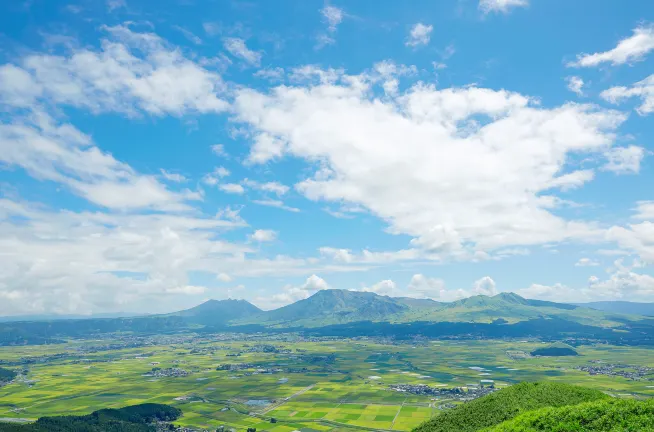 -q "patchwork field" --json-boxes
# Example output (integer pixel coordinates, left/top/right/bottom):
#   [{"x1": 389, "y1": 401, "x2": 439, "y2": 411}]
[{"x1": 1, "y1": 337, "x2": 654, "y2": 431}]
